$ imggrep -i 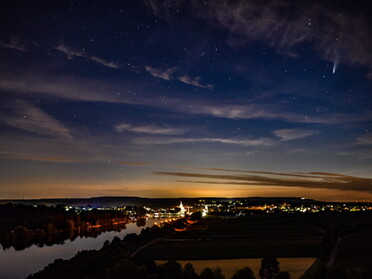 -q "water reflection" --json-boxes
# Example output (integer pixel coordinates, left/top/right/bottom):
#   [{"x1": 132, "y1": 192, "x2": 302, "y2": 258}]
[
  {"x1": 2, "y1": 221, "x2": 134, "y2": 251},
  {"x1": 0, "y1": 219, "x2": 156, "y2": 279}
]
